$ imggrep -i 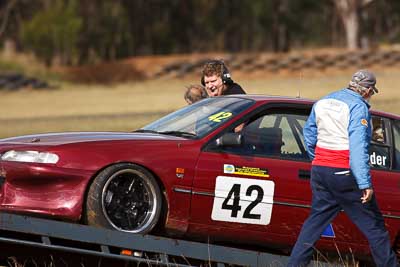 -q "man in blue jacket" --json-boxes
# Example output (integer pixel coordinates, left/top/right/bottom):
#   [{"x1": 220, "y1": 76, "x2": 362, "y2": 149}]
[{"x1": 287, "y1": 70, "x2": 399, "y2": 267}]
